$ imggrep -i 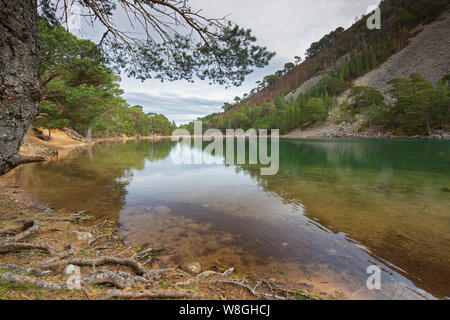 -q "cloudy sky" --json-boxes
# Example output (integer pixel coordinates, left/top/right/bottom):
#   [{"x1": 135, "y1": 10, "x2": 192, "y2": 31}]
[{"x1": 76, "y1": 0, "x2": 381, "y2": 124}]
